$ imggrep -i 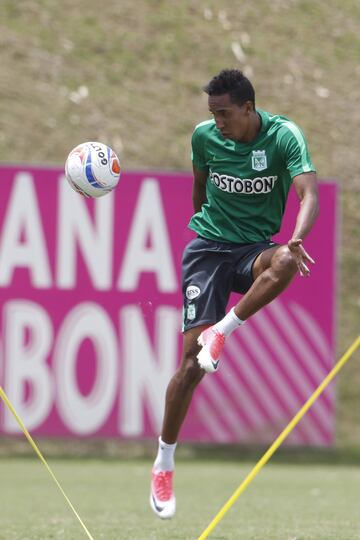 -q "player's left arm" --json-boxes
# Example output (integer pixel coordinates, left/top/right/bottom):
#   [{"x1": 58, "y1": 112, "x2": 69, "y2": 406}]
[{"x1": 289, "y1": 172, "x2": 319, "y2": 277}]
